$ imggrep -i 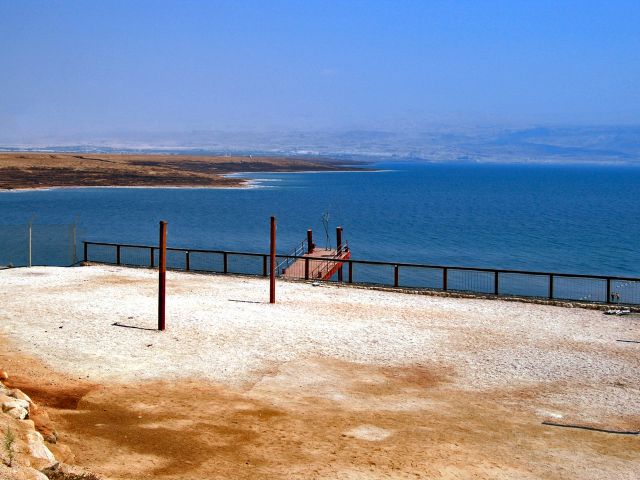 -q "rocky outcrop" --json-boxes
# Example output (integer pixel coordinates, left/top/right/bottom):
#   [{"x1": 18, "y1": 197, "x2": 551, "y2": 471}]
[{"x1": 0, "y1": 369, "x2": 87, "y2": 479}]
